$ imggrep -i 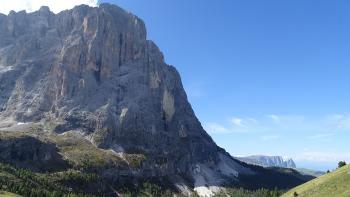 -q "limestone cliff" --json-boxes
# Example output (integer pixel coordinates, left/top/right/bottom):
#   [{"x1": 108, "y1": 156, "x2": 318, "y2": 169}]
[
  {"x1": 237, "y1": 155, "x2": 297, "y2": 168},
  {"x1": 0, "y1": 4, "x2": 311, "y2": 196}
]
